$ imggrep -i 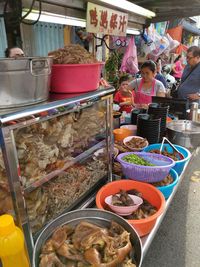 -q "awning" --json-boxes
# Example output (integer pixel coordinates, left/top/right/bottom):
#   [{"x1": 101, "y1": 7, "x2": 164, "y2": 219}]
[{"x1": 131, "y1": 0, "x2": 200, "y2": 22}]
